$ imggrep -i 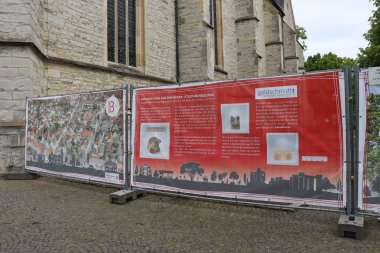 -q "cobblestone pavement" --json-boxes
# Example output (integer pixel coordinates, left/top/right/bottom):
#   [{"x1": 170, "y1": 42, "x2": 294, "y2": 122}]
[{"x1": 0, "y1": 178, "x2": 379, "y2": 253}]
